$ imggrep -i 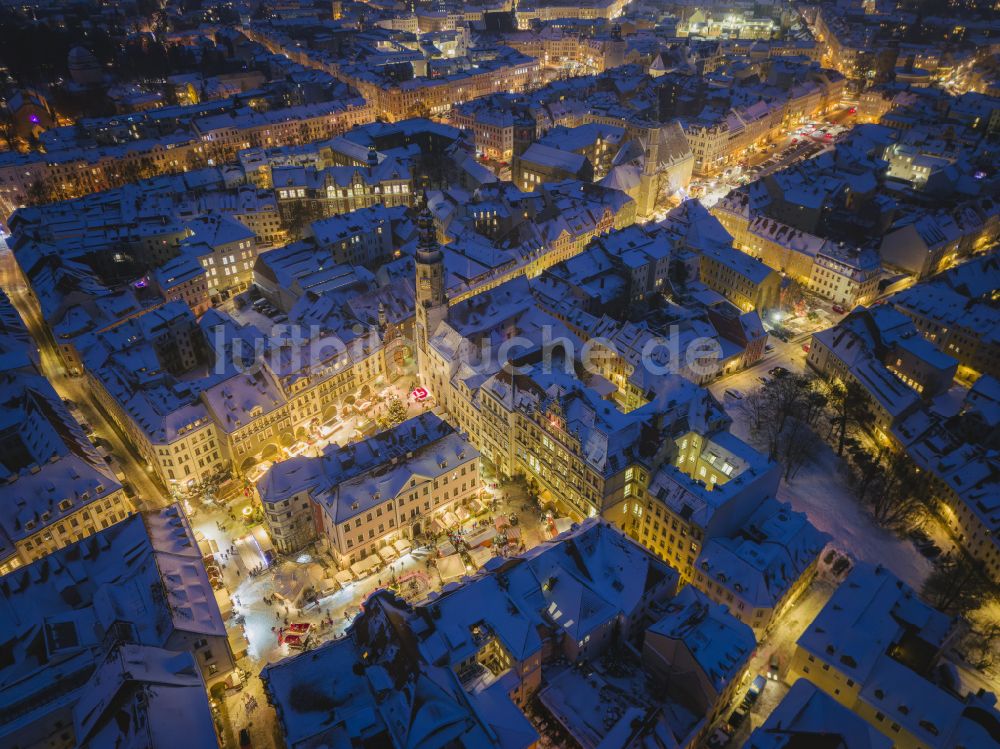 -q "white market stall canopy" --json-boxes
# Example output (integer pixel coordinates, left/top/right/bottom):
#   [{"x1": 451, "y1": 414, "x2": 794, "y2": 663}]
[
  {"x1": 335, "y1": 569, "x2": 355, "y2": 585},
  {"x1": 468, "y1": 546, "x2": 493, "y2": 570},
  {"x1": 438, "y1": 553, "x2": 466, "y2": 583},
  {"x1": 350, "y1": 555, "x2": 381, "y2": 578},
  {"x1": 393, "y1": 538, "x2": 412, "y2": 556},
  {"x1": 466, "y1": 526, "x2": 498, "y2": 548}
]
